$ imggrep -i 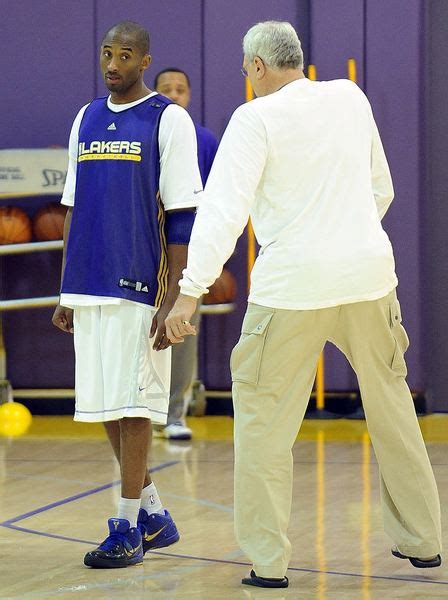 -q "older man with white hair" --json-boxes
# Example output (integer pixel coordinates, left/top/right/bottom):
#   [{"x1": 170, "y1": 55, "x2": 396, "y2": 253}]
[{"x1": 165, "y1": 21, "x2": 442, "y2": 588}]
